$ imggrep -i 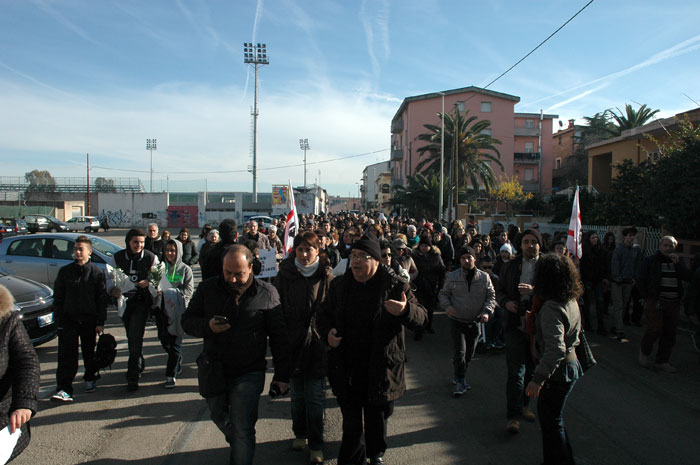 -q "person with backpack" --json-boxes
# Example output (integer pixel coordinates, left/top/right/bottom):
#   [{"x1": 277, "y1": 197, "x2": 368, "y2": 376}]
[{"x1": 51, "y1": 235, "x2": 110, "y2": 402}]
